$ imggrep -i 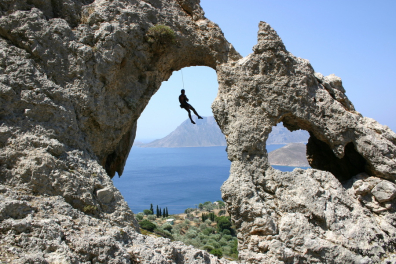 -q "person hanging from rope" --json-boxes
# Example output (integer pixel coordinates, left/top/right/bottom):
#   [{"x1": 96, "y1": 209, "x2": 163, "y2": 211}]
[{"x1": 179, "y1": 89, "x2": 203, "y2": 124}]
